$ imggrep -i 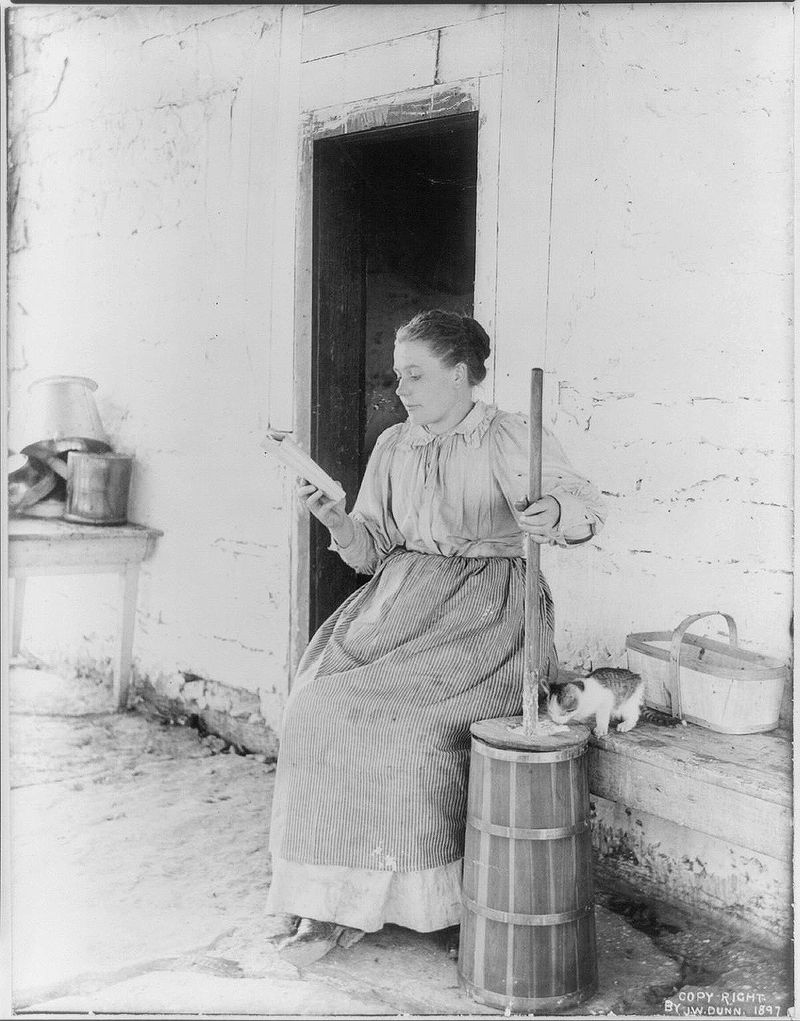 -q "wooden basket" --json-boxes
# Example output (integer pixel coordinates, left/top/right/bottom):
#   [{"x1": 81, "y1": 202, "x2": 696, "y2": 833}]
[{"x1": 625, "y1": 612, "x2": 788, "y2": 734}]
